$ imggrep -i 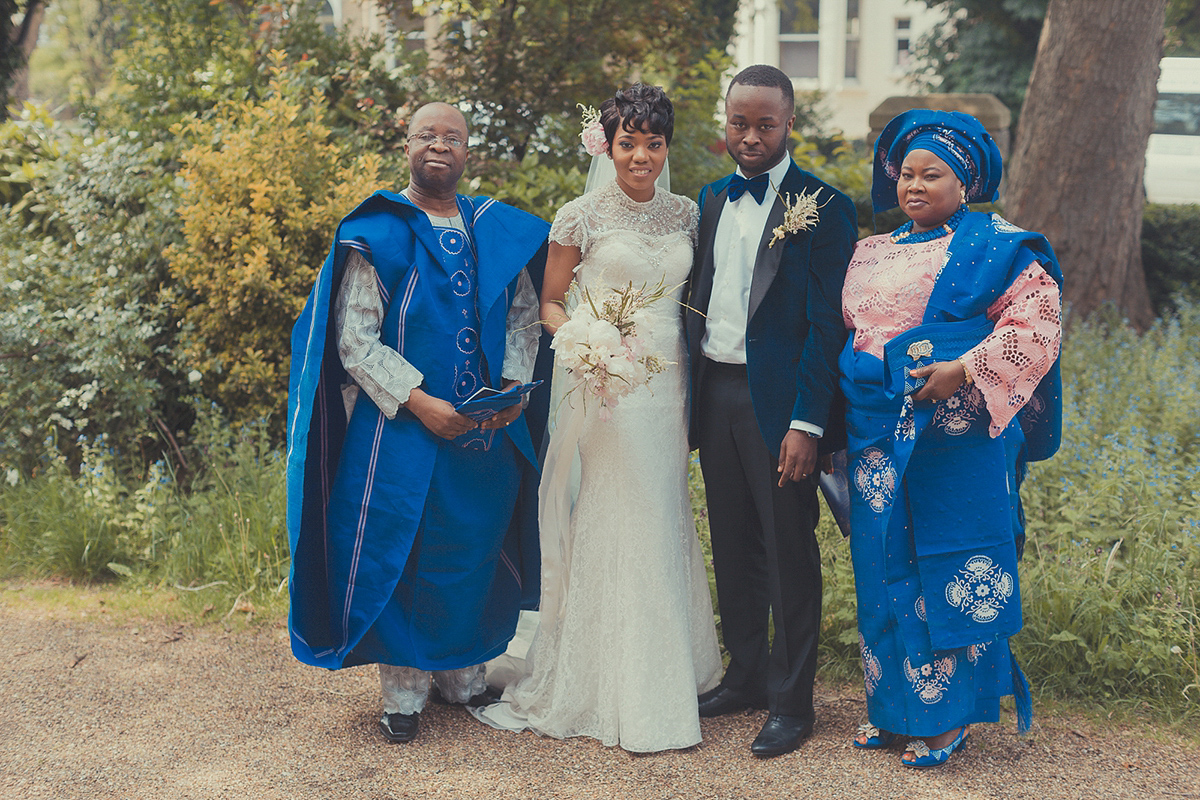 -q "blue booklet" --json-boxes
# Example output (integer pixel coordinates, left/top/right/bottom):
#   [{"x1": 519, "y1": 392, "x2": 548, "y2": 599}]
[{"x1": 453, "y1": 380, "x2": 543, "y2": 422}]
